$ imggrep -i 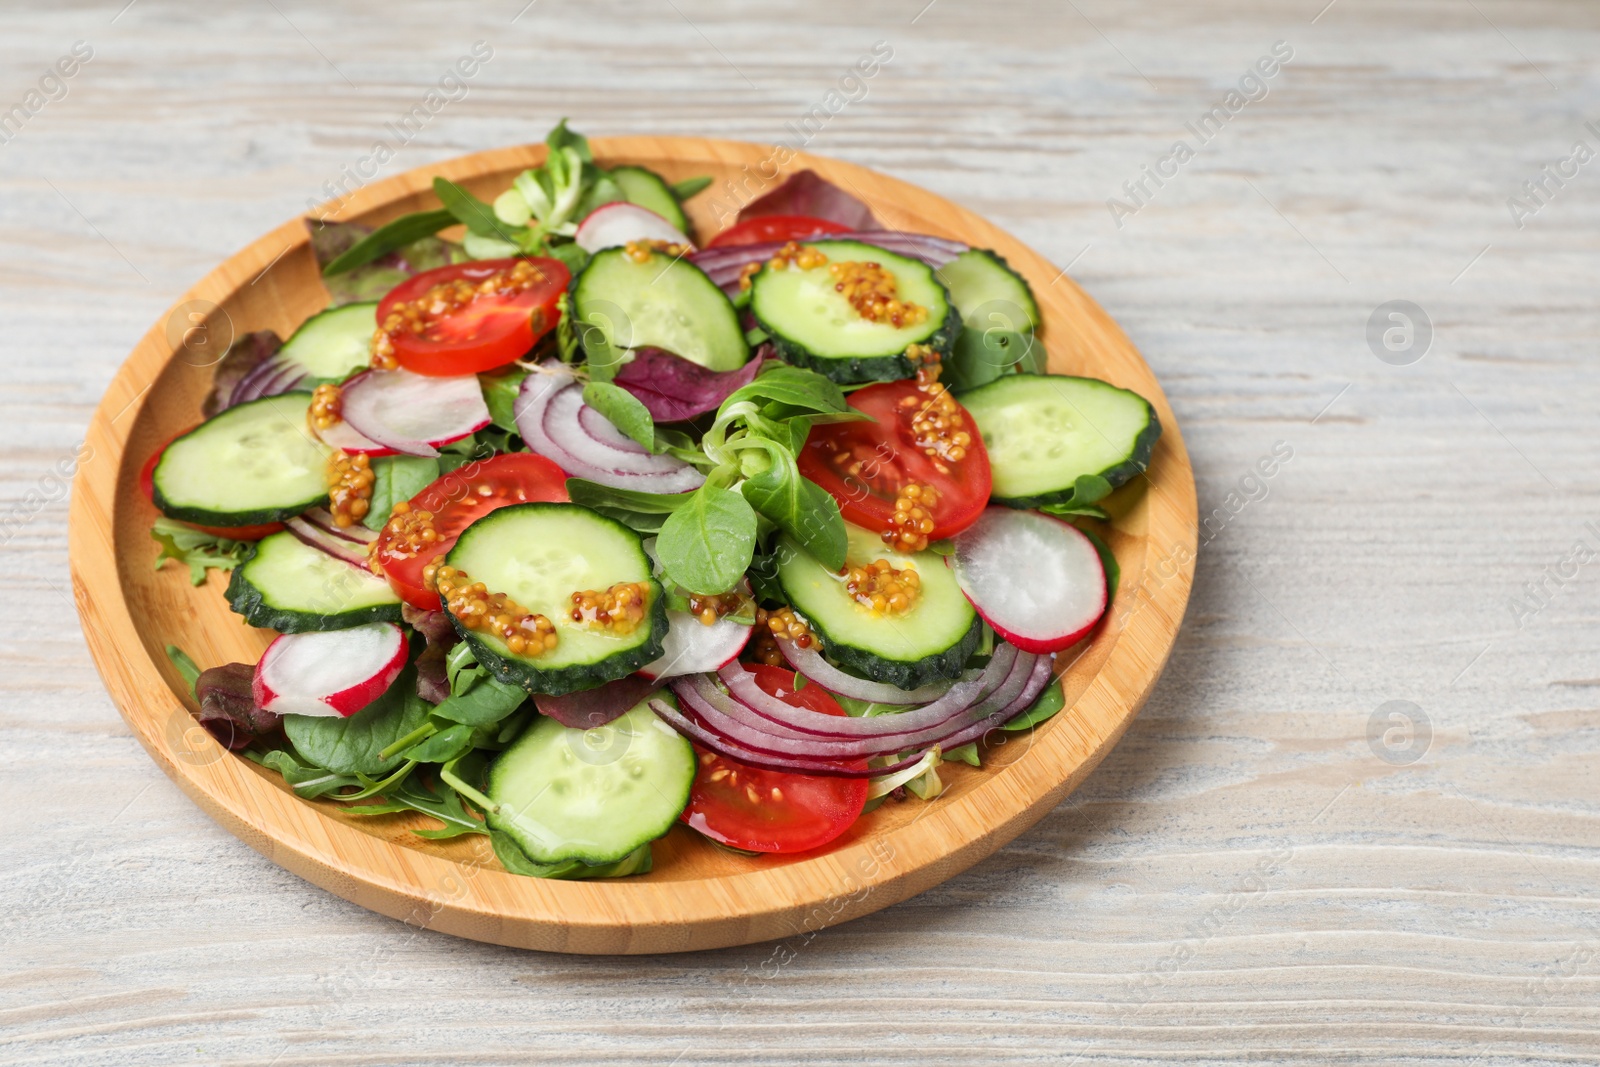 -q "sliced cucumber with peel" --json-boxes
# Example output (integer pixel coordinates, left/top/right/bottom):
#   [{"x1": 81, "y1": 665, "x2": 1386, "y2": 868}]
[
  {"x1": 570, "y1": 246, "x2": 748, "y2": 373},
  {"x1": 151, "y1": 392, "x2": 331, "y2": 526},
  {"x1": 750, "y1": 239, "x2": 959, "y2": 384},
  {"x1": 277, "y1": 302, "x2": 378, "y2": 383},
  {"x1": 487, "y1": 695, "x2": 694, "y2": 865},
  {"x1": 226, "y1": 531, "x2": 402, "y2": 632},
  {"x1": 776, "y1": 522, "x2": 979, "y2": 690},
  {"x1": 609, "y1": 165, "x2": 690, "y2": 234},
  {"x1": 935, "y1": 249, "x2": 1039, "y2": 334},
  {"x1": 960, "y1": 373, "x2": 1161, "y2": 508},
  {"x1": 443, "y1": 502, "x2": 667, "y2": 695}
]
